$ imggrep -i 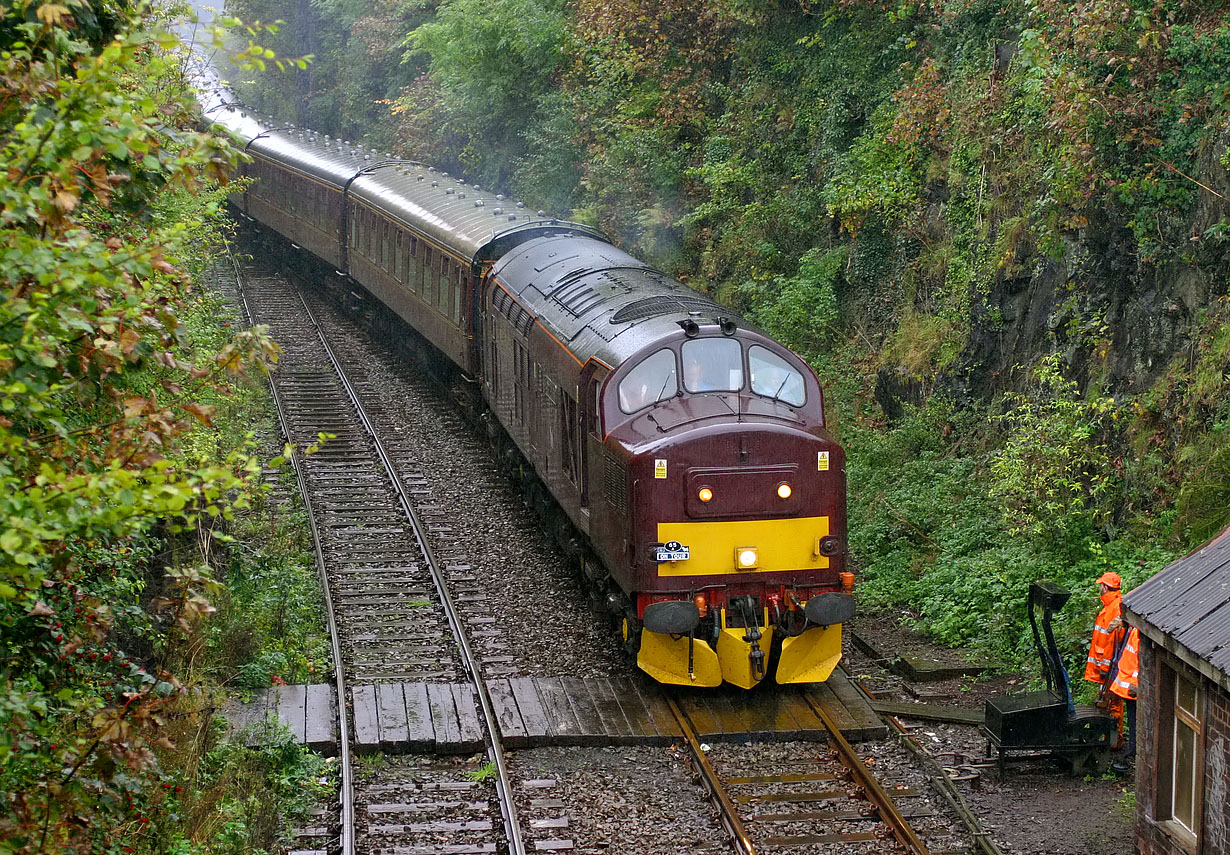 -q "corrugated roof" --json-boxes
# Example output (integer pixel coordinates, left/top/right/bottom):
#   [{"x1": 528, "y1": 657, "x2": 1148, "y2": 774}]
[{"x1": 1123, "y1": 525, "x2": 1230, "y2": 692}]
